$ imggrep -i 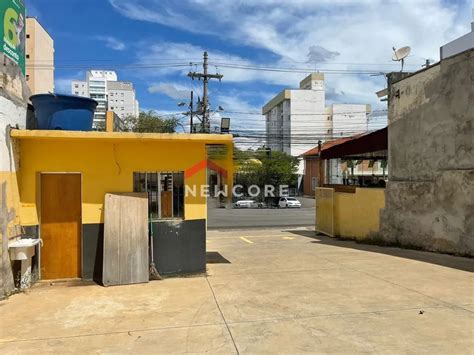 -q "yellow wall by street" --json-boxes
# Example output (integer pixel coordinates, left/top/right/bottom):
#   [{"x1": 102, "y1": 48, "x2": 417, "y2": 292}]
[
  {"x1": 333, "y1": 188, "x2": 385, "y2": 239},
  {"x1": 316, "y1": 187, "x2": 385, "y2": 240},
  {"x1": 15, "y1": 133, "x2": 233, "y2": 226}
]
